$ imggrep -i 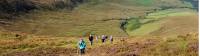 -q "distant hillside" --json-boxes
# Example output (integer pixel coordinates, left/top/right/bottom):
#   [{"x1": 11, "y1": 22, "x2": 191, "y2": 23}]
[{"x1": 125, "y1": 8, "x2": 198, "y2": 37}]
